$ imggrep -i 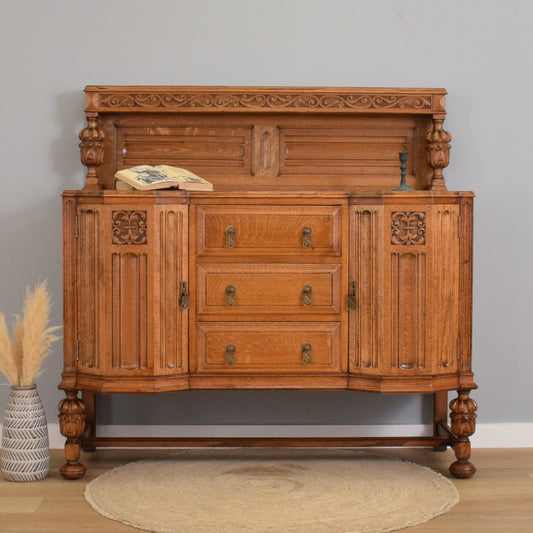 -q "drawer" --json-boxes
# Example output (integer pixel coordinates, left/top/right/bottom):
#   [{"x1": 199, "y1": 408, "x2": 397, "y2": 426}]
[
  {"x1": 197, "y1": 263, "x2": 341, "y2": 316},
  {"x1": 196, "y1": 322, "x2": 341, "y2": 373},
  {"x1": 196, "y1": 205, "x2": 342, "y2": 257}
]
